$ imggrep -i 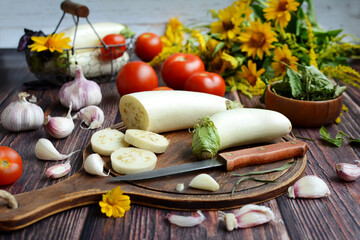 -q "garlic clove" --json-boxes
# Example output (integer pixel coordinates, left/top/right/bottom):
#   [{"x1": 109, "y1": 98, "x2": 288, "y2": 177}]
[
  {"x1": 189, "y1": 173, "x2": 219, "y2": 191},
  {"x1": 336, "y1": 161, "x2": 360, "y2": 181},
  {"x1": 167, "y1": 210, "x2": 205, "y2": 227},
  {"x1": 219, "y1": 204, "x2": 275, "y2": 231},
  {"x1": 176, "y1": 183, "x2": 185, "y2": 192},
  {"x1": 84, "y1": 153, "x2": 109, "y2": 177},
  {"x1": 44, "y1": 103, "x2": 74, "y2": 139},
  {"x1": 59, "y1": 65, "x2": 102, "y2": 111},
  {"x1": 46, "y1": 161, "x2": 71, "y2": 179},
  {"x1": 288, "y1": 175, "x2": 330, "y2": 199},
  {"x1": 35, "y1": 138, "x2": 79, "y2": 161},
  {"x1": 1, "y1": 92, "x2": 44, "y2": 132},
  {"x1": 72, "y1": 105, "x2": 104, "y2": 129}
]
